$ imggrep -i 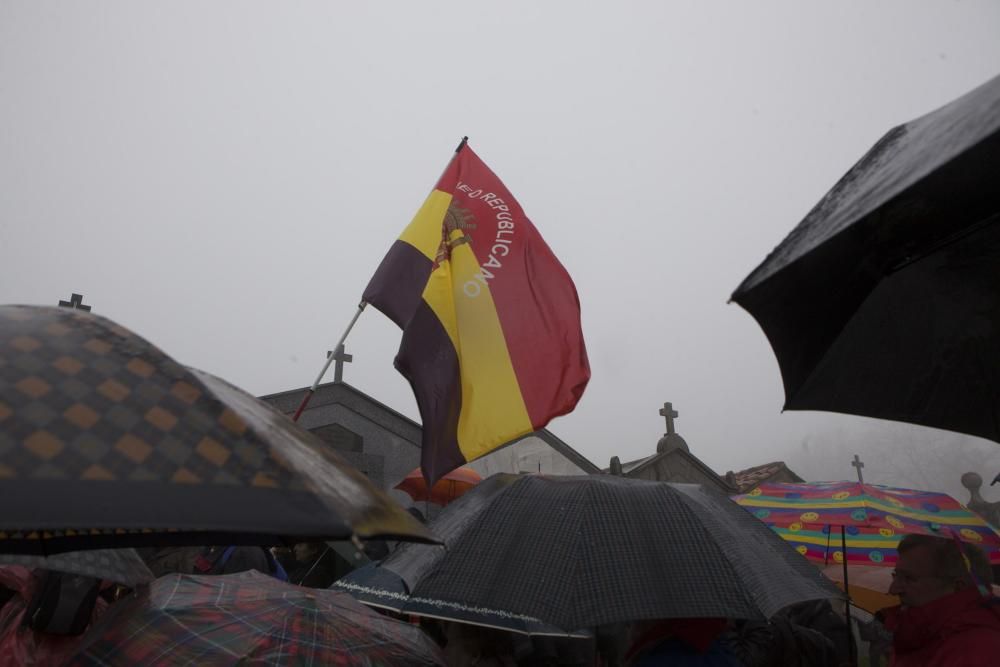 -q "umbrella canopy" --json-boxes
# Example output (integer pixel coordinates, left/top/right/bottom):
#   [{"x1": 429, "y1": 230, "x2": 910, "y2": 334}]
[
  {"x1": 405, "y1": 474, "x2": 840, "y2": 630},
  {"x1": 70, "y1": 570, "x2": 444, "y2": 666},
  {"x1": 733, "y1": 481, "x2": 1000, "y2": 567},
  {"x1": 821, "y1": 565, "x2": 899, "y2": 614},
  {"x1": 731, "y1": 73, "x2": 1000, "y2": 442},
  {"x1": 335, "y1": 563, "x2": 587, "y2": 637},
  {"x1": 820, "y1": 564, "x2": 1000, "y2": 614},
  {"x1": 395, "y1": 466, "x2": 482, "y2": 506},
  {"x1": 0, "y1": 305, "x2": 435, "y2": 554},
  {"x1": 336, "y1": 473, "x2": 588, "y2": 637},
  {"x1": 0, "y1": 548, "x2": 152, "y2": 587}
]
